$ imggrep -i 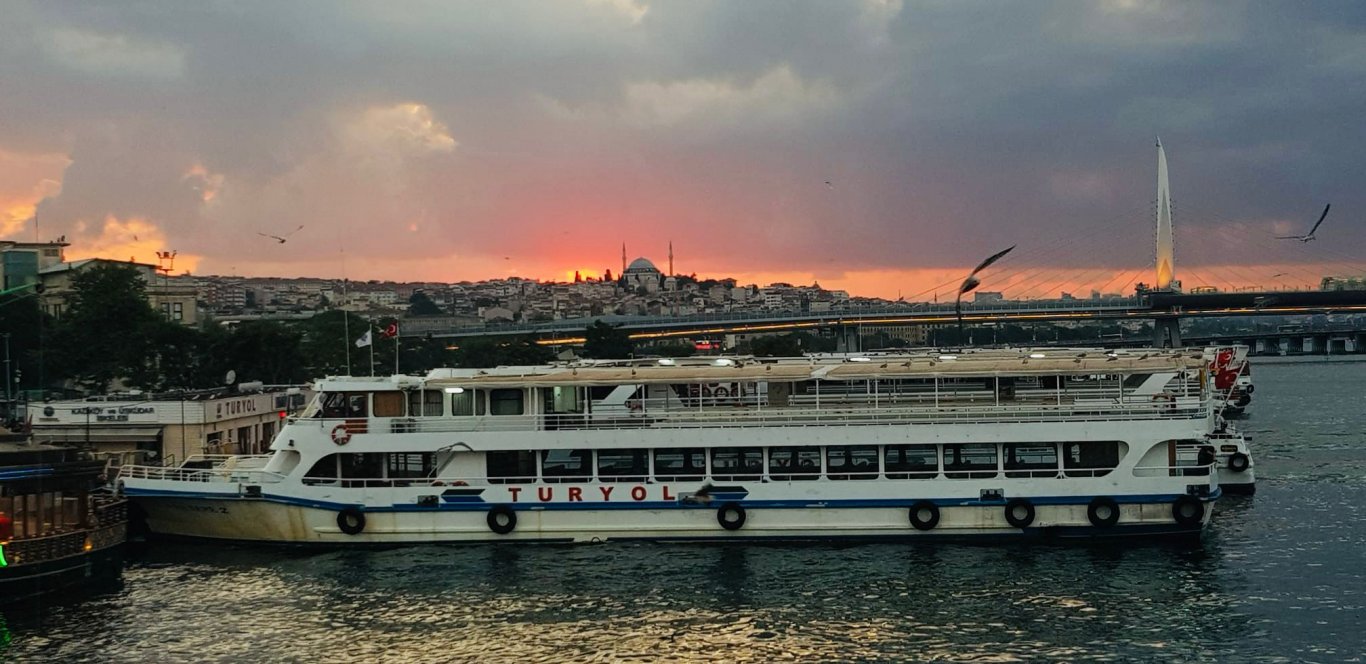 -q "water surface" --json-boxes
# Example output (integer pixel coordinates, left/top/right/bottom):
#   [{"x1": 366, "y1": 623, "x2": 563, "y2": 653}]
[{"x1": 4, "y1": 361, "x2": 1364, "y2": 662}]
